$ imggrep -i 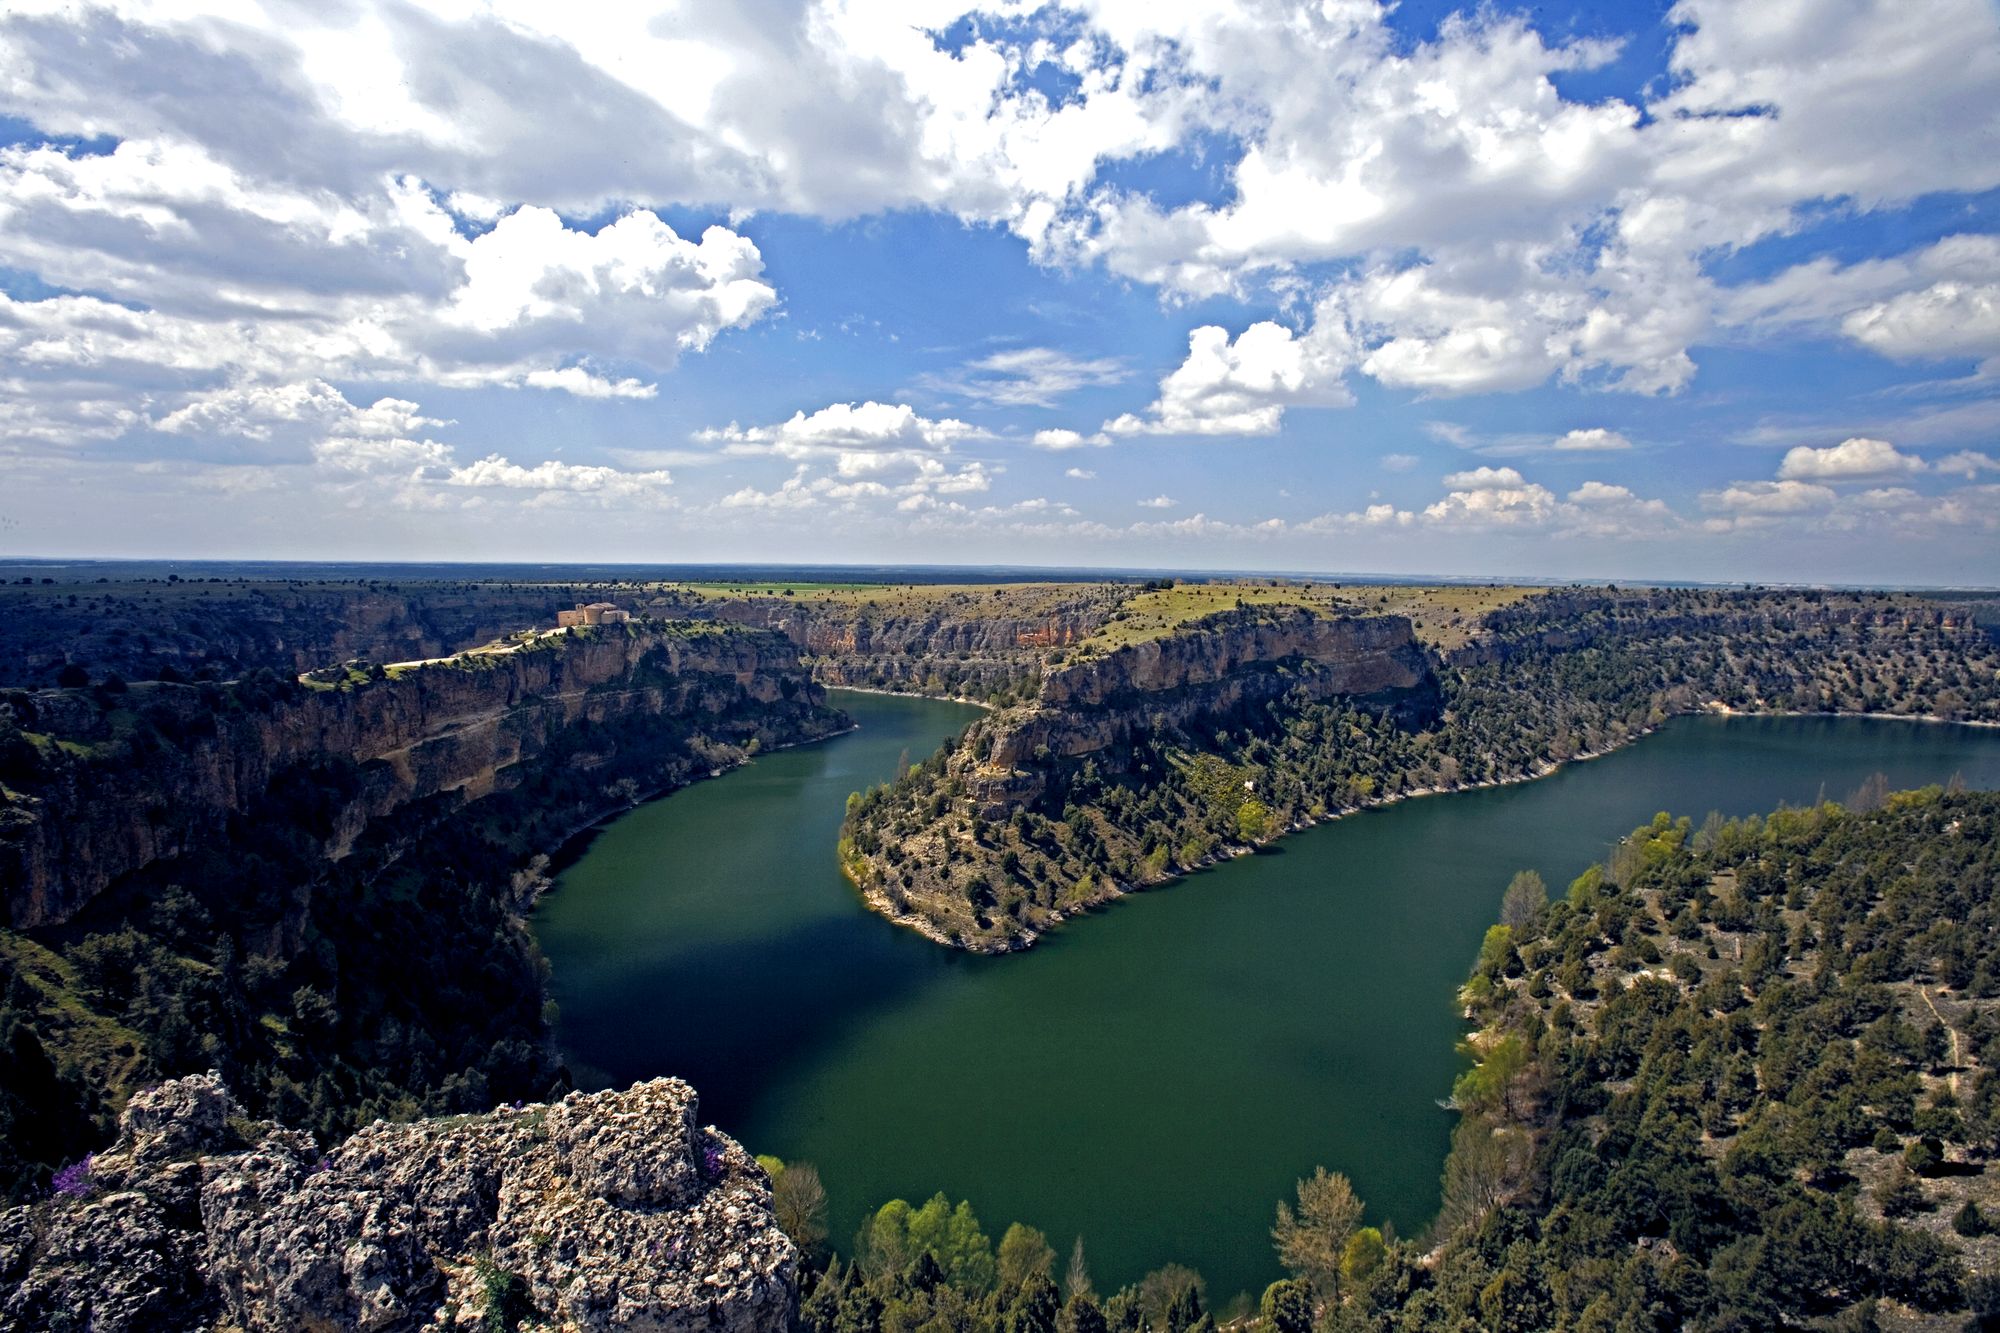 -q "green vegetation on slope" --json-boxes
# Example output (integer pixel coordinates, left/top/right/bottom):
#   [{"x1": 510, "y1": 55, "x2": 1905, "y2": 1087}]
[
  {"x1": 790, "y1": 789, "x2": 2000, "y2": 1331},
  {"x1": 842, "y1": 587, "x2": 2000, "y2": 951}
]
